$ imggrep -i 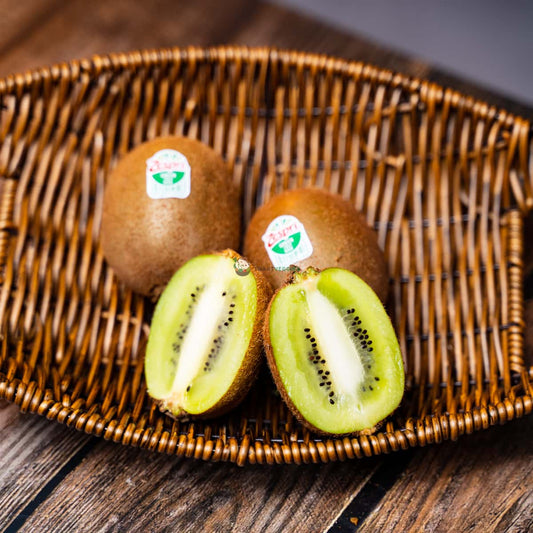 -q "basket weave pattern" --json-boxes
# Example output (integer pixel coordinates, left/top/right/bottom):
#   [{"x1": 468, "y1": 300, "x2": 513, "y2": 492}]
[{"x1": 0, "y1": 47, "x2": 531, "y2": 465}]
